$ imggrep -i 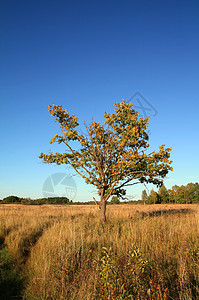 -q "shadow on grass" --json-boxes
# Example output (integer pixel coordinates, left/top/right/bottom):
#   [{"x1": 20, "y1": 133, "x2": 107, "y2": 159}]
[
  {"x1": 0, "y1": 227, "x2": 14, "y2": 248},
  {"x1": 17, "y1": 220, "x2": 57, "y2": 263},
  {"x1": 0, "y1": 236, "x2": 5, "y2": 248},
  {"x1": 0, "y1": 245, "x2": 24, "y2": 300},
  {"x1": 18, "y1": 227, "x2": 46, "y2": 260},
  {"x1": 140, "y1": 208, "x2": 195, "y2": 218}
]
